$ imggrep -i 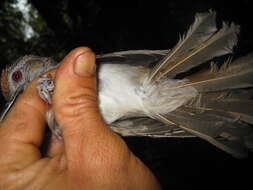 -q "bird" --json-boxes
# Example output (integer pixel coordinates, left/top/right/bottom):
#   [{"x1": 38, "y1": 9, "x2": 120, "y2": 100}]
[{"x1": 1, "y1": 11, "x2": 253, "y2": 158}]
